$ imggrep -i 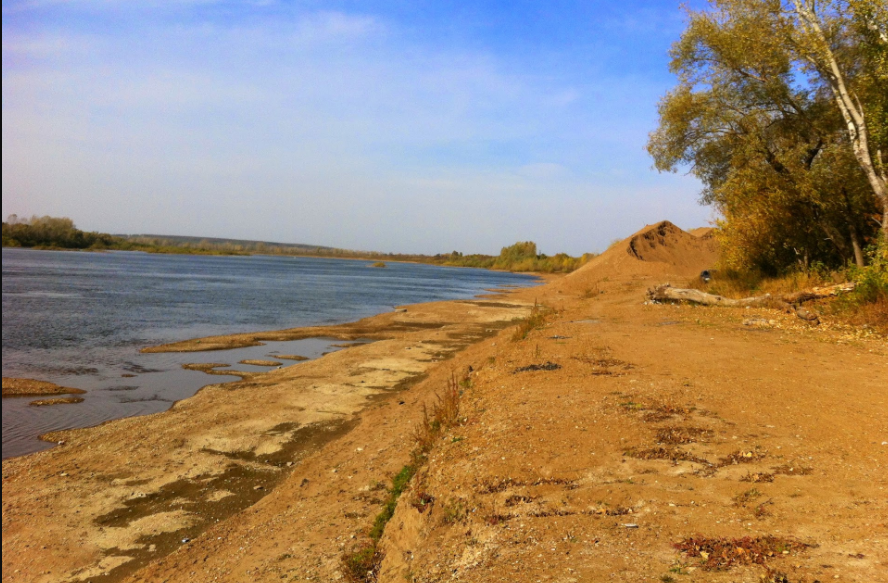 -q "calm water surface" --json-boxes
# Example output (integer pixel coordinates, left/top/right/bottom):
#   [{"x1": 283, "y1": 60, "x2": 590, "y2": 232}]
[{"x1": 2, "y1": 248, "x2": 538, "y2": 458}]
